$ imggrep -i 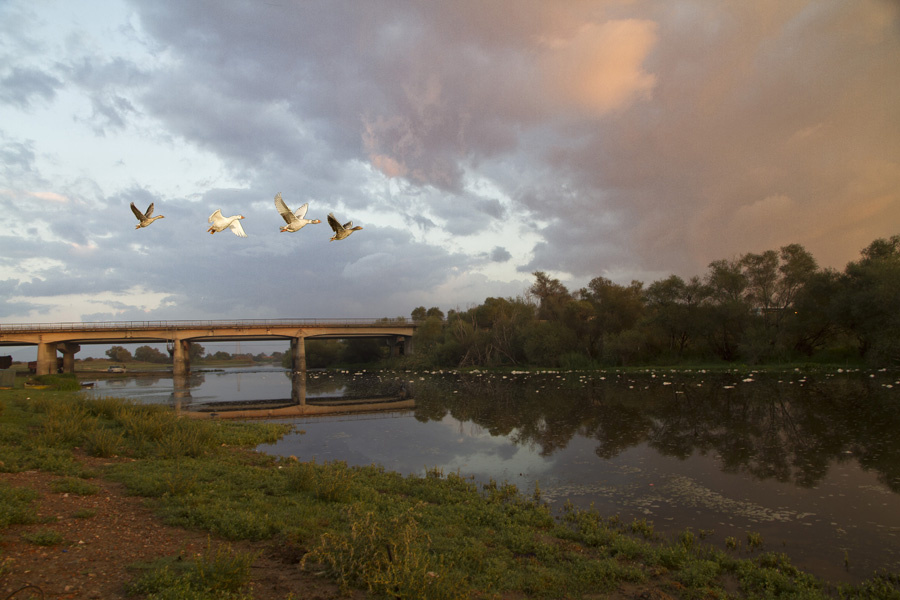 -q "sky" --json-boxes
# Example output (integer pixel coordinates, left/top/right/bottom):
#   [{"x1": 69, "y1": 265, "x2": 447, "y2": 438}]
[{"x1": 2, "y1": 0, "x2": 899, "y2": 333}]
